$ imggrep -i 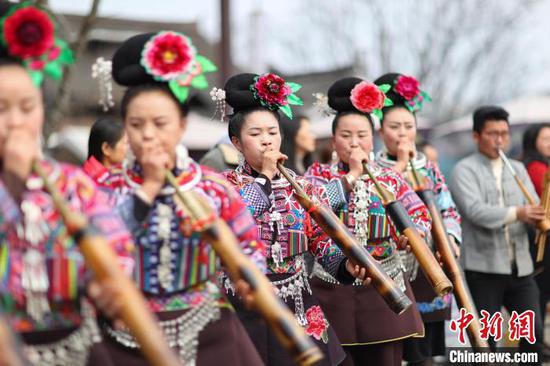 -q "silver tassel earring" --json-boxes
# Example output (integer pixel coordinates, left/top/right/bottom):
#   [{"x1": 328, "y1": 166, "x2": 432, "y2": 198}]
[
  {"x1": 91, "y1": 57, "x2": 114, "y2": 112},
  {"x1": 209, "y1": 87, "x2": 226, "y2": 122}
]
